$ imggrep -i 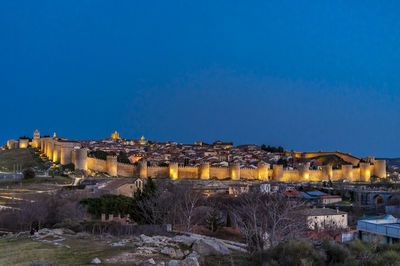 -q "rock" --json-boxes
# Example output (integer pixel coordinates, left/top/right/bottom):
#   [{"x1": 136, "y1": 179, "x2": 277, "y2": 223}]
[
  {"x1": 161, "y1": 247, "x2": 176, "y2": 258},
  {"x1": 182, "y1": 253, "x2": 200, "y2": 266},
  {"x1": 138, "y1": 258, "x2": 156, "y2": 265},
  {"x1": 172, "y1": 235, "x2": 196, "y2": 247},
  {"x1": 90, "y1": 257, "x2": 101, "y2": 264},
  {"x1": 175, "y1": 249, "x2": 184, "y2": 259},
  {"x1": 110, "y1": 239, "x2": 129, "y2": 247},
  {"x1": 161, "y1": 247, "x2": 184, "y2": 259},
  {"x1": 140, "y1": 234, "x2": 154, "y2": 243},
  {"x1": 192, "y1": 239, "x2": 230, "y2": 256},
  {"x1": 166, "y1": 254, "x2": 199, "y2": 266},
  {"x1": 166, "y1": 260, "x2": 180, "y2": 266},
  {"x1": 136, "y1": 246, "x2": 157, "y2": 255}
]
